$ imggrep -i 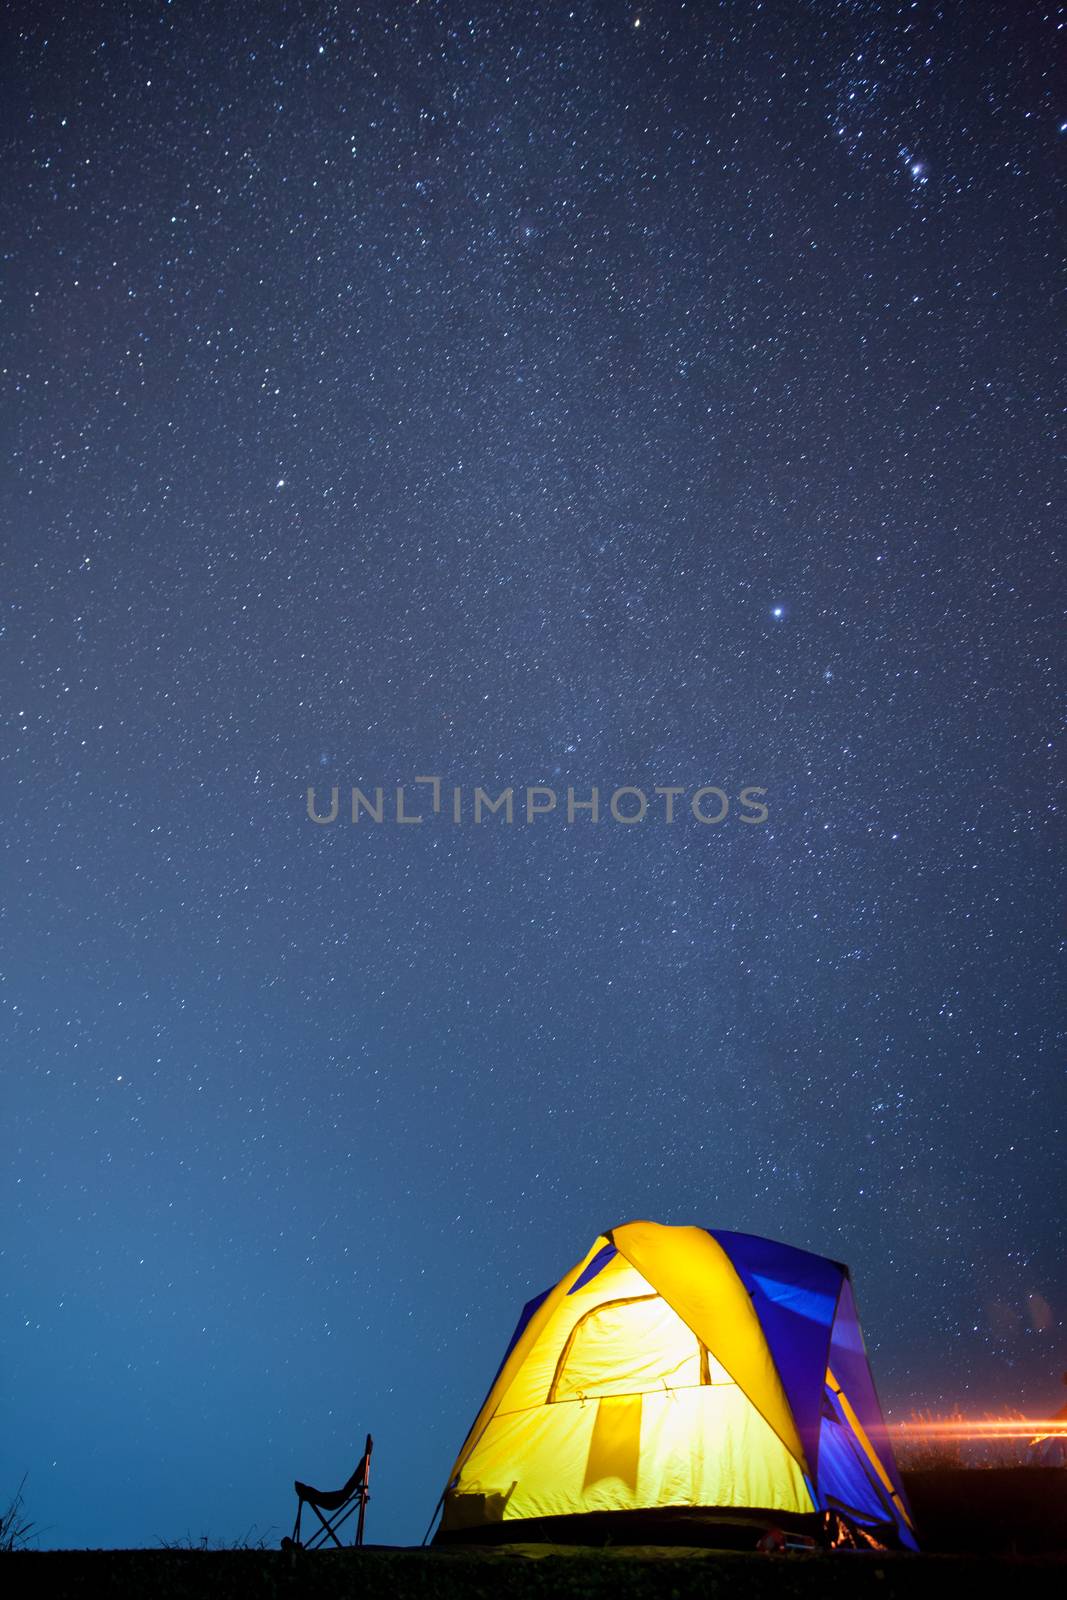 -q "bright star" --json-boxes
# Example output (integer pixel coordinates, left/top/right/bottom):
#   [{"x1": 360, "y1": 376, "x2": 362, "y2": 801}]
[{"x1": 772, "y1": 605, "x2": 784, "y2": 620}]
